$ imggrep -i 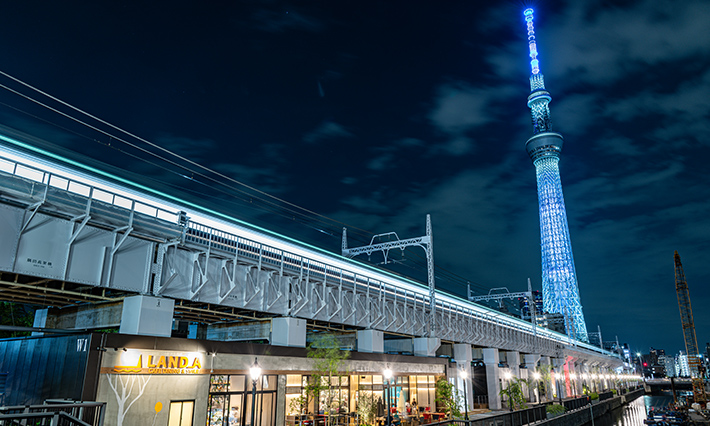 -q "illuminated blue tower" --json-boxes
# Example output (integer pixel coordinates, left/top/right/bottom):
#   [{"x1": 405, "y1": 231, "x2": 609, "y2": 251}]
[{"x1": 523, "y1": 8, "x2": 588, "y2": 342}]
